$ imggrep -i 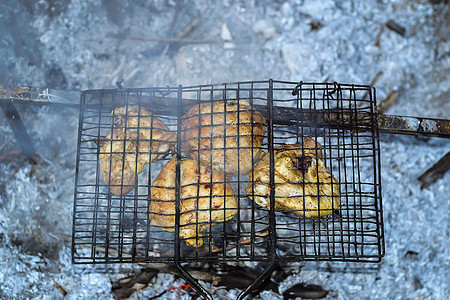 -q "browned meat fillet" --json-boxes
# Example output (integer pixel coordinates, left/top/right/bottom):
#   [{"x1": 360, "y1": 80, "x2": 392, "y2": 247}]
[
  {"x1": 181, "y1": 100, "x2": 266, "y2": 176},
  {"x1": 99, "y1": 106, "x2": 176, "y2": 196},
  {"x1": 149, "y1": 158, "x2": 238, "y2": 247},
  {"x1": 246, "y1": 138, "x2": 340, "y2": 217}
]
